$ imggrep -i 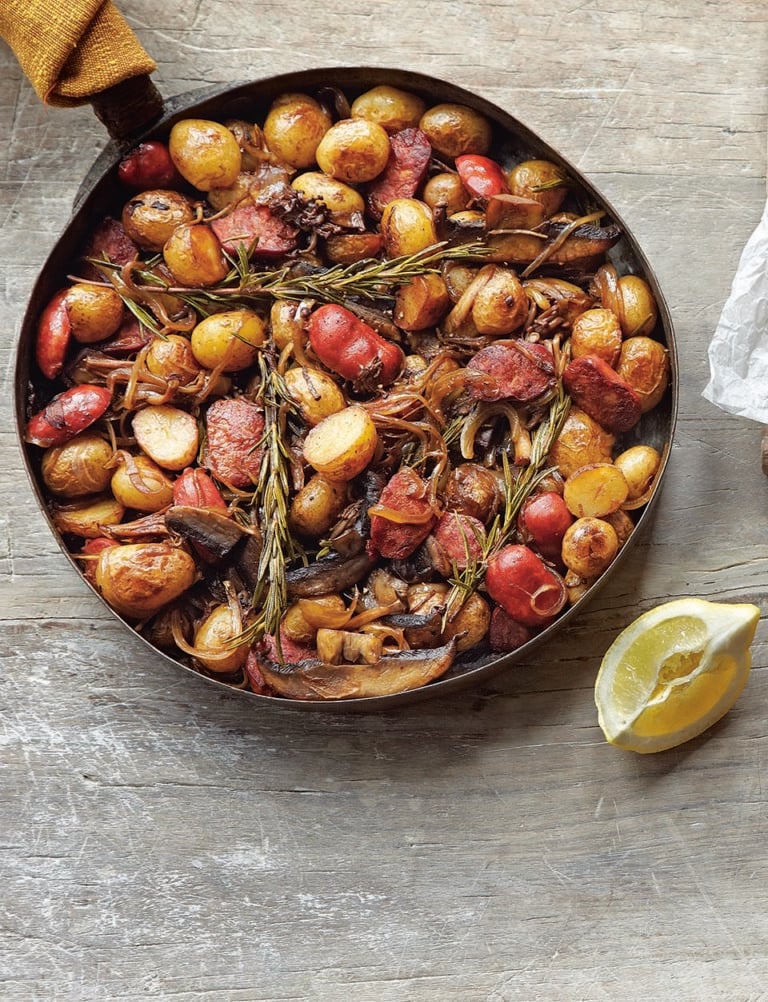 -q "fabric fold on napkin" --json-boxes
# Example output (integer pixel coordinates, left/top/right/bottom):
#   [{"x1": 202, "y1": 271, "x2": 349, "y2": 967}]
[
  {"x1": 0, "y1": 0, "x2": 156, "y2": 106},
  {"x1": 703, "y1": 196, "x2": 768, "y2": 423}
]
